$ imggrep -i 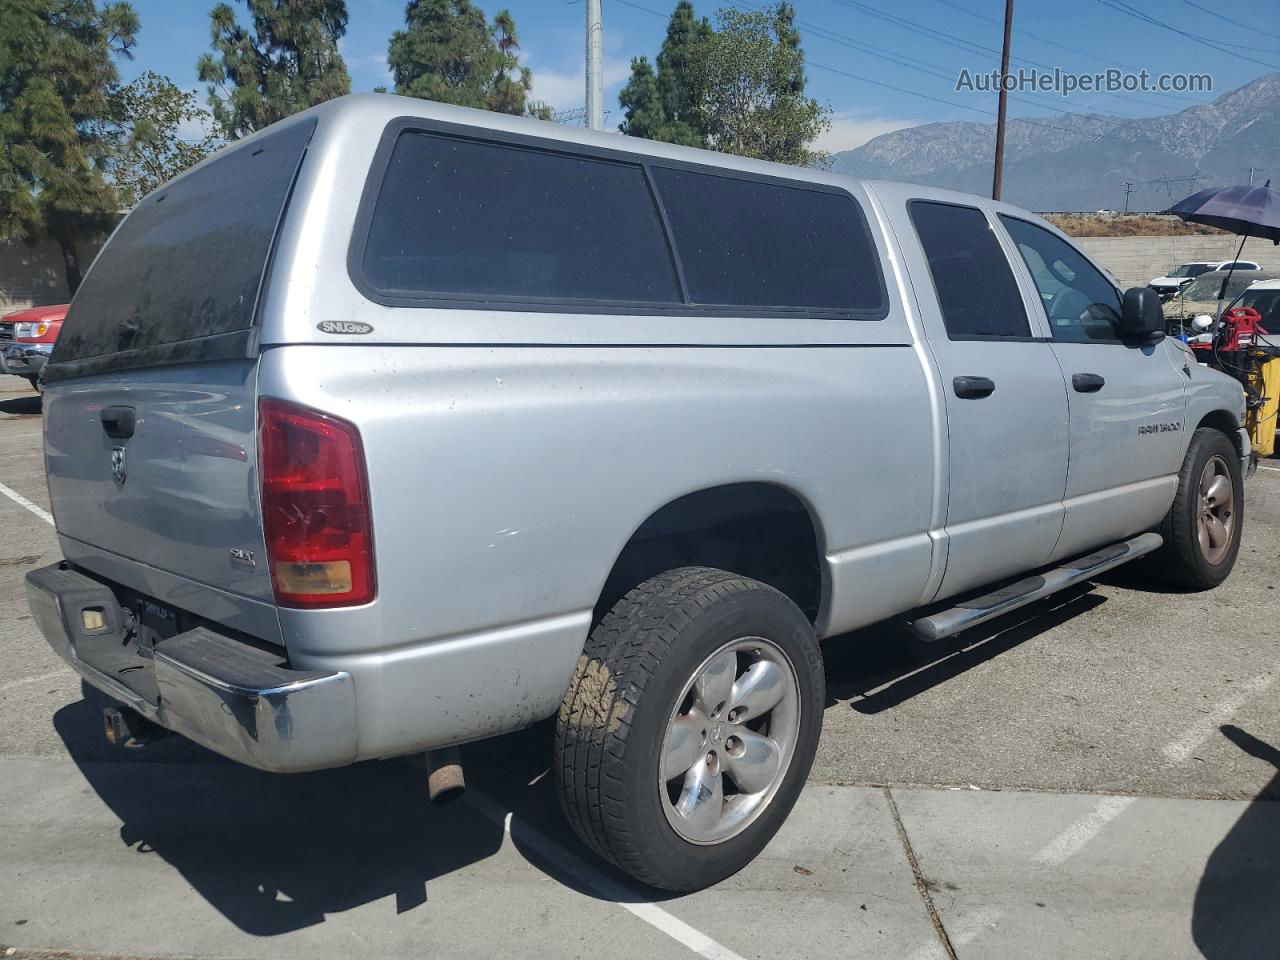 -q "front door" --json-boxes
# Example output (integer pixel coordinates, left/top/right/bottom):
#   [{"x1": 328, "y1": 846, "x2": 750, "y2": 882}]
[
  {"x1": 997, "y1": 215, "x2": 1188, "y2": 560},
  {"x1": 905, "y1": 199, "x2": 1071, "y2": 601}
]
